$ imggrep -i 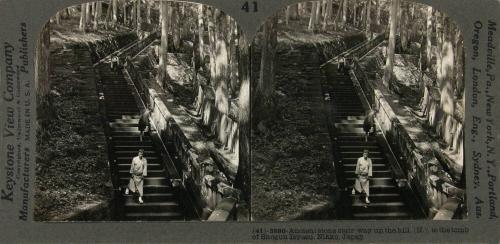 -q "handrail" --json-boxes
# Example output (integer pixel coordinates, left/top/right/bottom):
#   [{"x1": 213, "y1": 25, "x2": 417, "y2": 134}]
[
  {"x1": 320, "y1": 32, "x2": 387, "y2": 68},
  {"x1": 123, "y1": 57, "x2": 203, "y2": 219},
  {"x1": 93, "y1": 31, "x2": 159, "y2": 67},
  {"x1": 93, "y1": 63, "x2": 125, "y2": 219},
  {"x1": 348, "y1": 56, "x2": 469, "y2": 218}
]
